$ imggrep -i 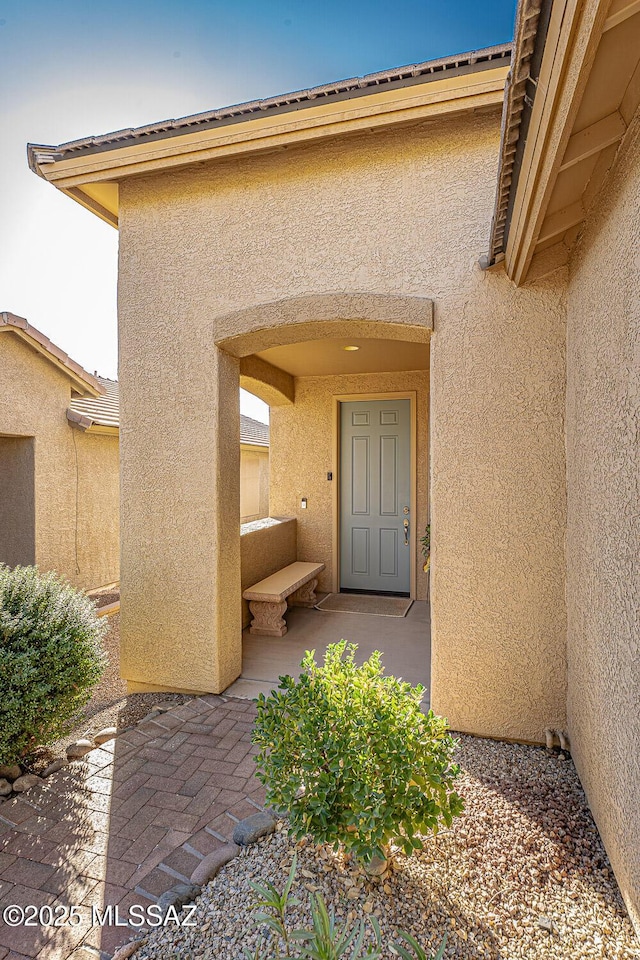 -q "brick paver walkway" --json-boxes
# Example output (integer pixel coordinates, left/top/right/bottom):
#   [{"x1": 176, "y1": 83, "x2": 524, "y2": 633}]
[{"x1": 0, "y1": 695, "x2": 261, "y2": 960}]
